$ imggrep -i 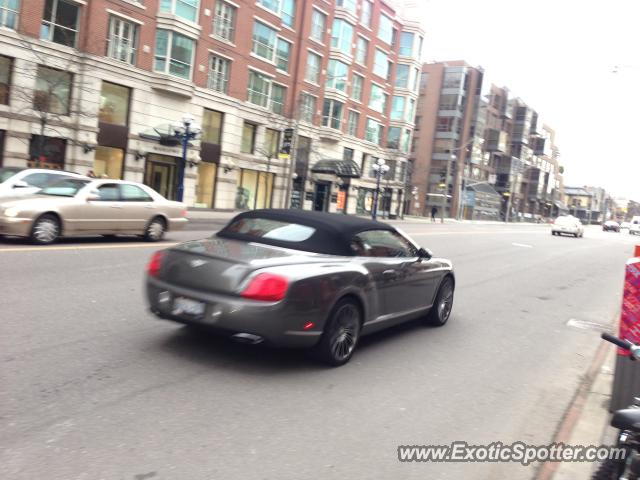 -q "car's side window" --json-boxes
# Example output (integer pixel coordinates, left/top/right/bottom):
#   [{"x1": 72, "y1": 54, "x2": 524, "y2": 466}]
[
  {"x1": 120, "y1": 184, "x2": 153, "y2": 202},
  {"x1": 21, "y1": 173, "x2": 58, "y2": 188},
  {"x1": 352, "y1": 230, "x2": 417, "y2": 258},
  {"x1": 97, "y1": 183, "x2": 120, "y2": 201}
]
